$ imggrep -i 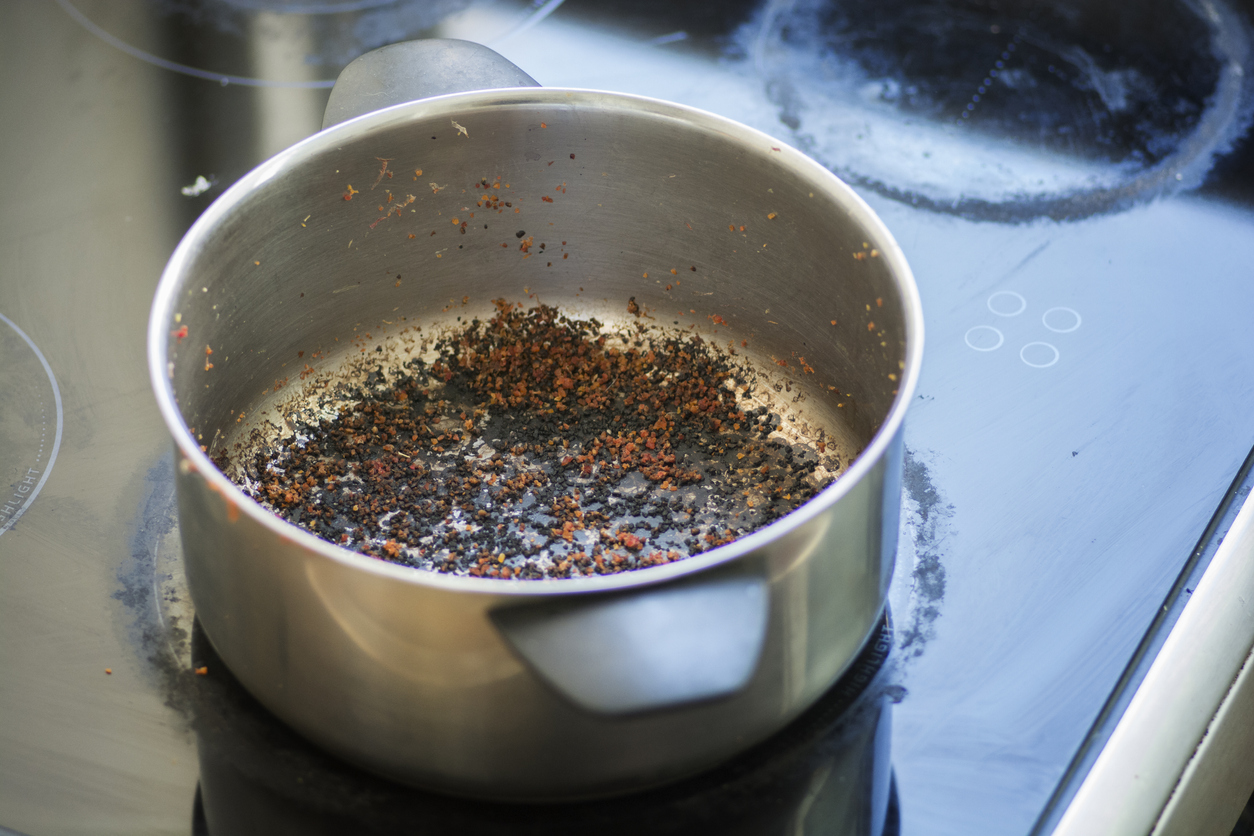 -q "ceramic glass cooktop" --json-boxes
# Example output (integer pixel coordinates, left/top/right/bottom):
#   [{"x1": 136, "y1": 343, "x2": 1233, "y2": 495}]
[{"x1": 3, "y1": 0, "x2": 1254, "y2": 834}]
